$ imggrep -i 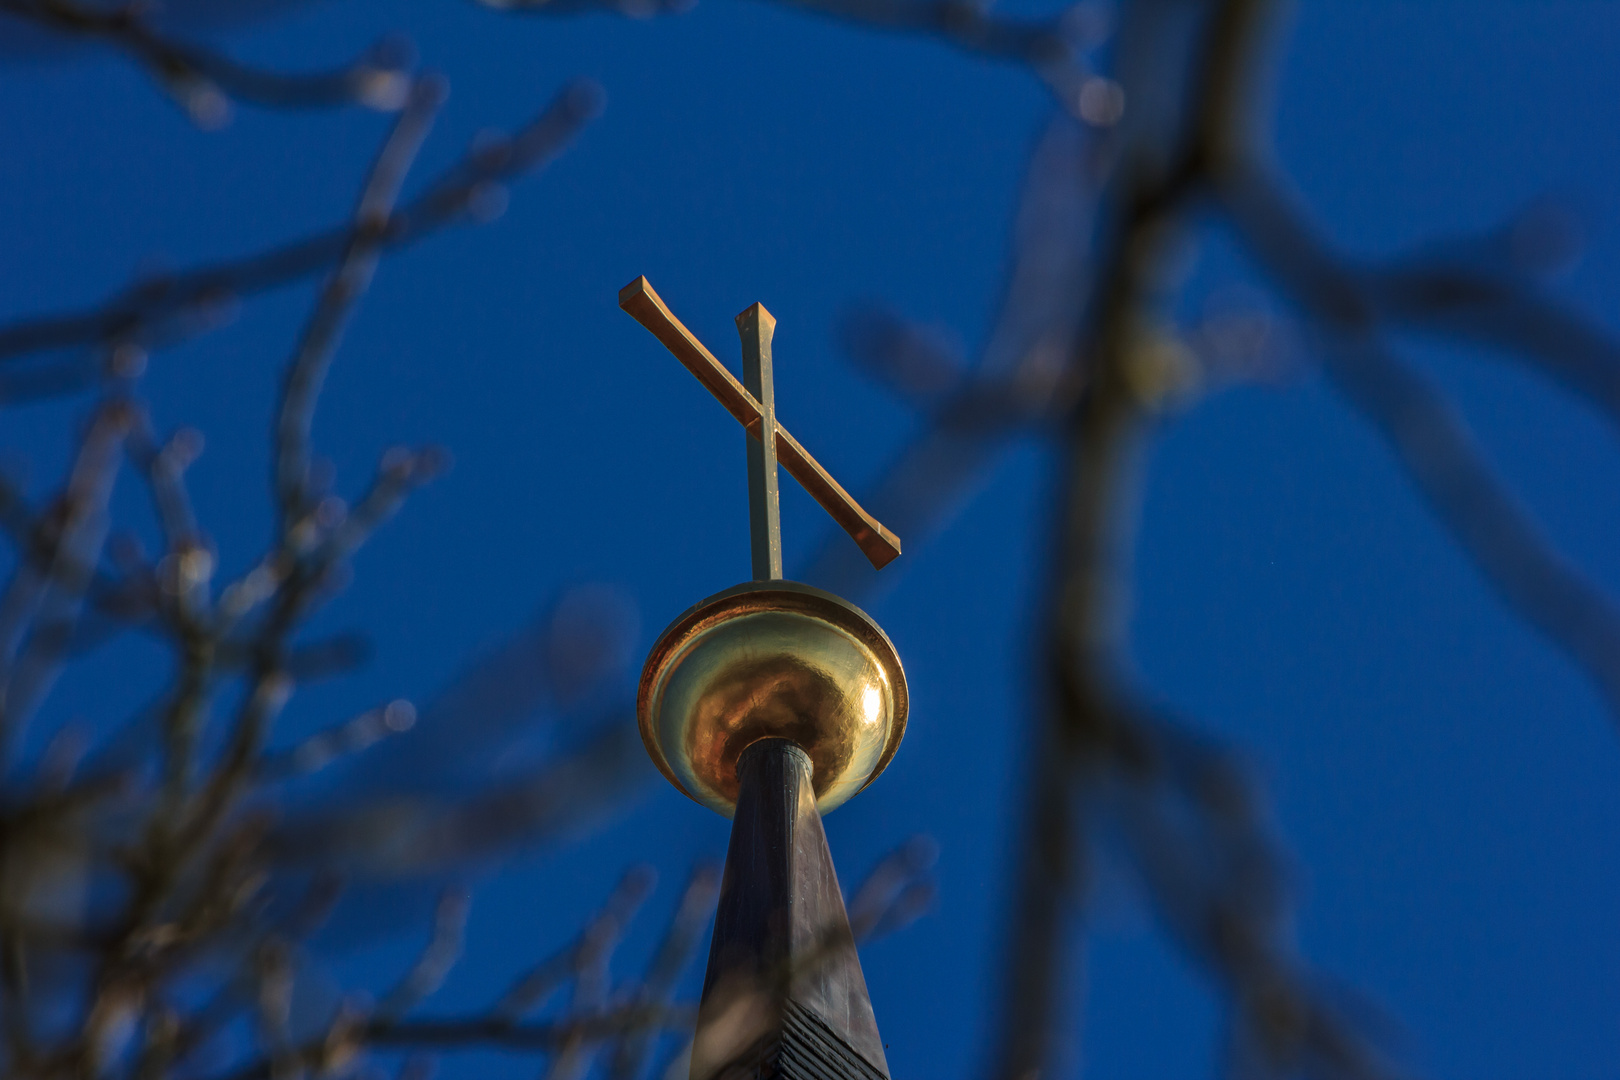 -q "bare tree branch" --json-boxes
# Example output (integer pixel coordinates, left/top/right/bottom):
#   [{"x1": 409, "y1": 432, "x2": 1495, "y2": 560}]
[
  {"x1": 605, "y1": 864, "x2": 720, "y2": 1080},
  {"x1": 481, "y1": 0, "x2": 1071, "y2": 65},
  {"x1": 805, "y1": 112, "x2": 1097, "y2": 597},
  {"x1": 0, "y1": 0, "x2": 412, "y2": 126},
  {"x1": 0, "y1": 79, "x2": 604, "y2": 370},
  {"x1": 203, "y1": 1004, "x2": 698, "y2": 1080},
  {"x1": 1367, "y1": 252, "x2": 1620, "y2": 434},
  {"x1": 1225, "y1": 166, "x2": 1620, "y2": 723},
  {"x1": 477, "y1": 0, "x2": 1131, "y2": 127},
  {"x1": 0, "y1": 398, "x2": 134, "y2": 761},
  {"x1": 377, "y1": 889, "x2": 472, "y2": 1020},
  {"x1": 273, "y1": 75, "x2": 447, "y2": 535}
]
